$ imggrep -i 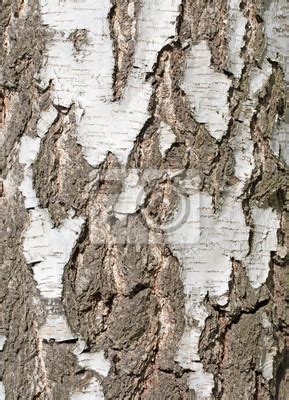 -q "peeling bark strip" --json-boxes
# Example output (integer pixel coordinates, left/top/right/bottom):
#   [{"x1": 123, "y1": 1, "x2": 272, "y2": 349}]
[{"x1": 1, "y1": 0, "x2": 288, "y2": 399}]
